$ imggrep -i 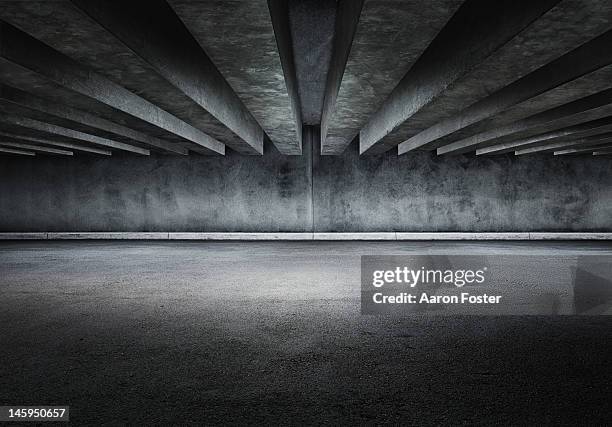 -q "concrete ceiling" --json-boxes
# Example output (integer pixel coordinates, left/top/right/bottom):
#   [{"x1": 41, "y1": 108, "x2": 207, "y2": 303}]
[
  {"x1": 0, "y1": 0, "x2": 611, "y2": 158},
  {"x1": 288, "y1": 0, "x2": 337, "y2": 125}
]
